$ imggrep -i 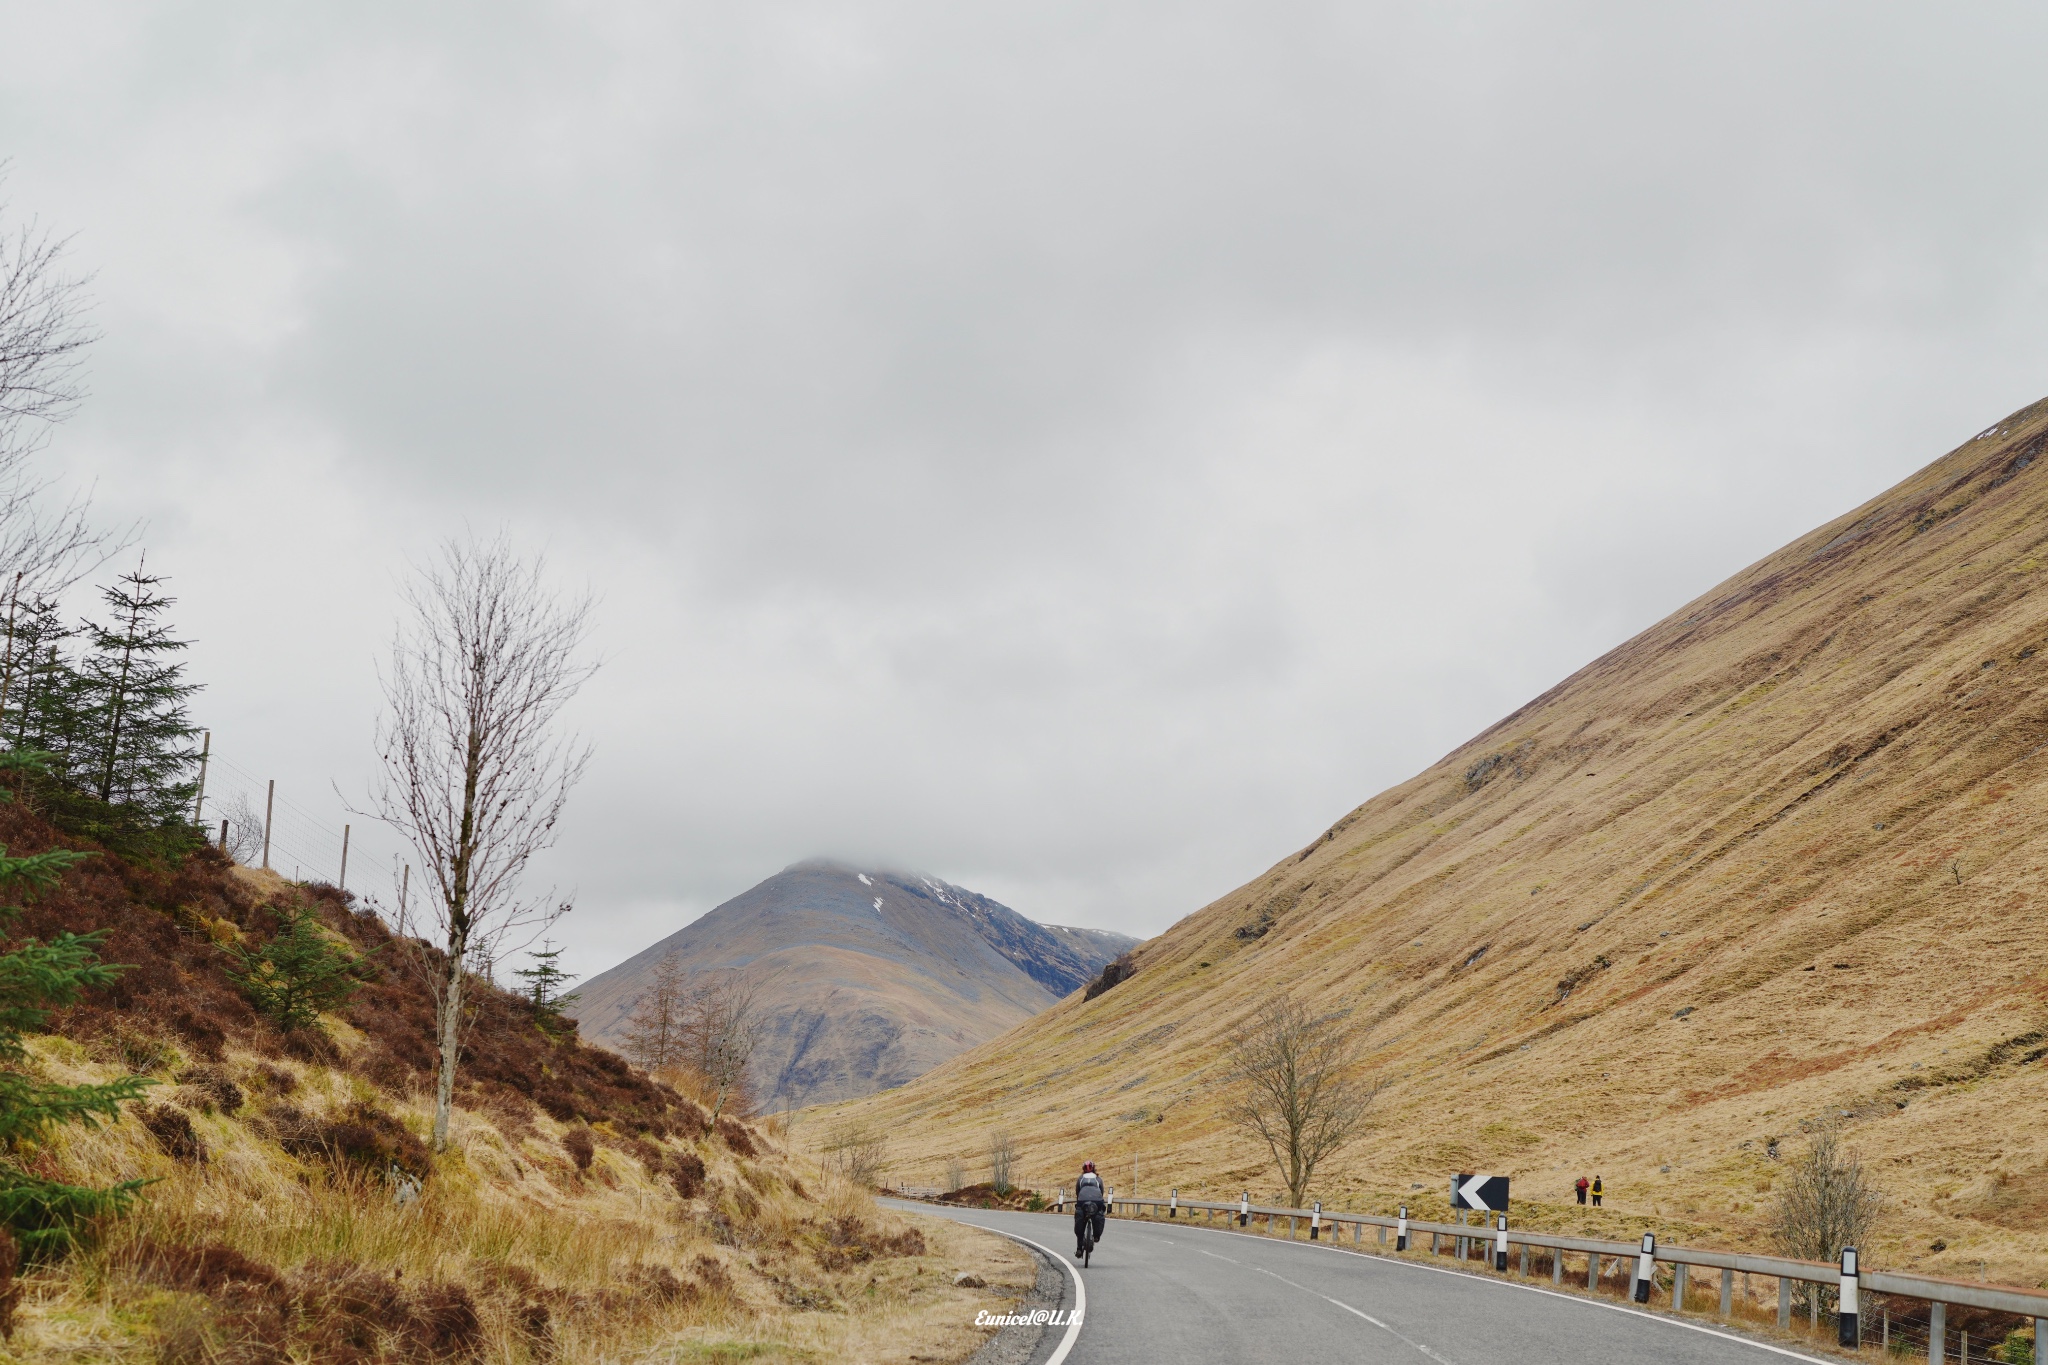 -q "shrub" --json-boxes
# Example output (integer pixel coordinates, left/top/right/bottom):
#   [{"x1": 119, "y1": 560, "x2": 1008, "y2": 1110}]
[
  {"x1": 266, "y1": 1102, "x2": 433, "y2": 1181},
  {"x1": 1769, "y1": 1121, "x2": 1884, "y2": 1268},
  {"x1": 136, "y1": 1103, "x2": 207, "y2": 1163},
  {"x1": 172, "y1": 1065, "x2": 243, "y2": 1115},
  {"x1": 715, "y1": 1116, "x2": 757, "y2": 1157},
  {"x1": 562, "y1": 1126, "x2": 595, "y2": 1172},
  {"x1": 988, "y1": 1130, "x2": 1018, "y2": 1195},
  {"x1": 2004, "y1": 1328, "x2": 2036, "y2": 1365},
  {"x1": 824, "y1": 1122, "x2": 888, "y2": 1188},
  {"x1": 668, "y1": 1151, "x2": 706, "y2": 1199}
]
